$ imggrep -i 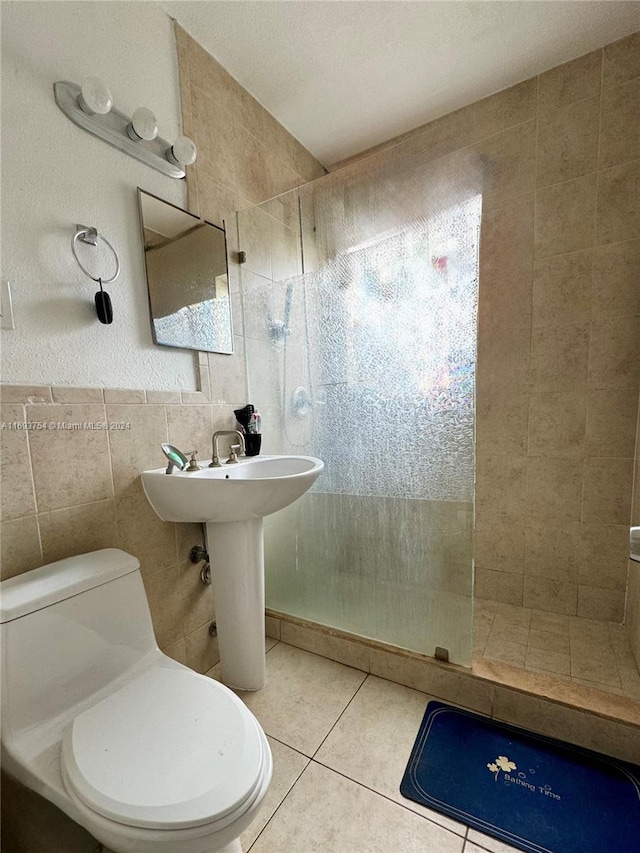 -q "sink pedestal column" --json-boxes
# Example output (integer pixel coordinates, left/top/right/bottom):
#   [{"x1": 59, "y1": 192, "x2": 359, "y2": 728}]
[{"x1": 205, "y1": 519, "x2": 266, "y2": 691}]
